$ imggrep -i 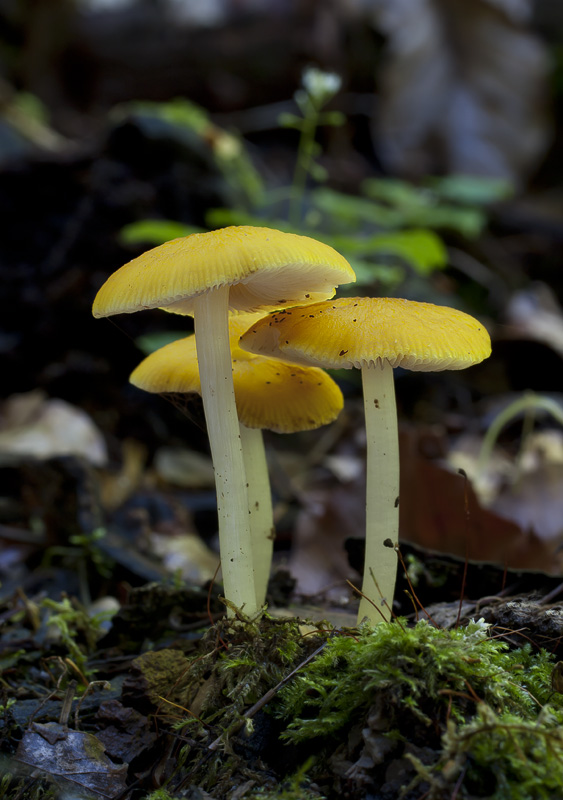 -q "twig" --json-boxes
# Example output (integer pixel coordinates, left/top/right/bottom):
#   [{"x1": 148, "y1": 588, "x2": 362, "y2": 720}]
[
  {"x1": 208, "y1": 640, "x2": 328, "y2": 751},
  {"x1": 393, "y1": 545, "x2": 439, "y2": 628}
]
